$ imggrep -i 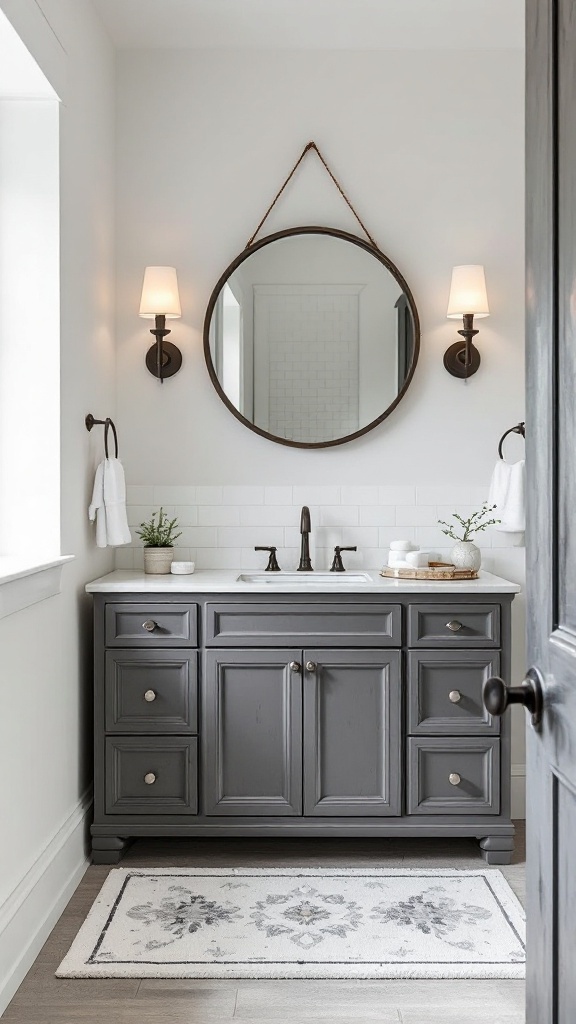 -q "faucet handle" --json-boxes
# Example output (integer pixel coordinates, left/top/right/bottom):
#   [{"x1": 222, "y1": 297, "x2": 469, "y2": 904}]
[
  {"x1": 330, "y1": 546, "x2": 357, "y2": 572},
  {"x1": 255, "y1": 546, "x2": 281, "y2": 572}
]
